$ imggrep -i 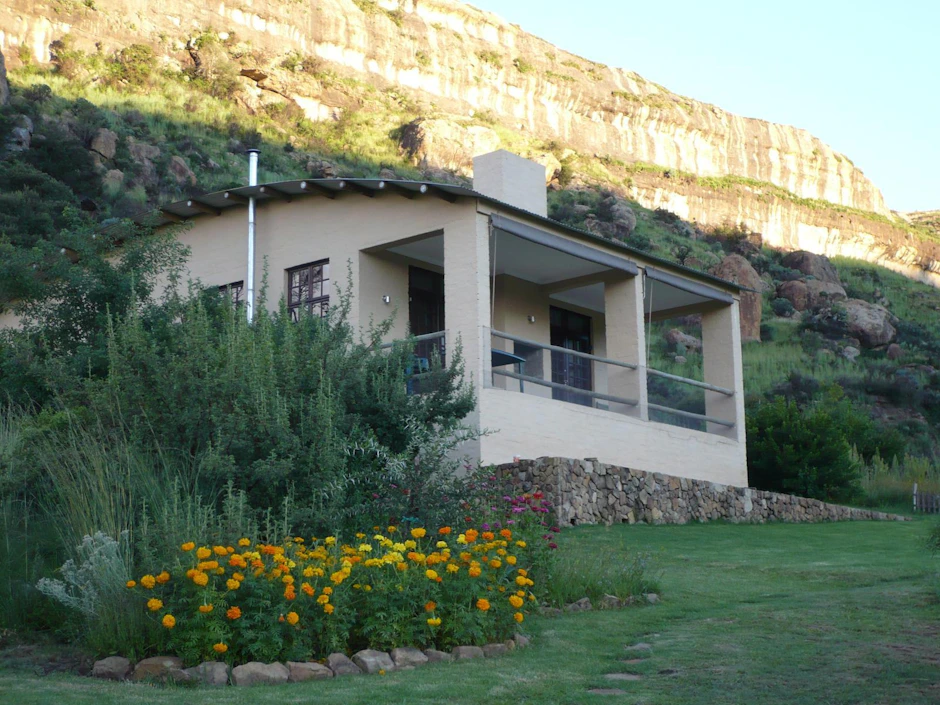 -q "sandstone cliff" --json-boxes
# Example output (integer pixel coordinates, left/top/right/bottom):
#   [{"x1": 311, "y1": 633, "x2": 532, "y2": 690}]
[{"x1": 0, "y1": 0, "x2": 934, "y2": 281}]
